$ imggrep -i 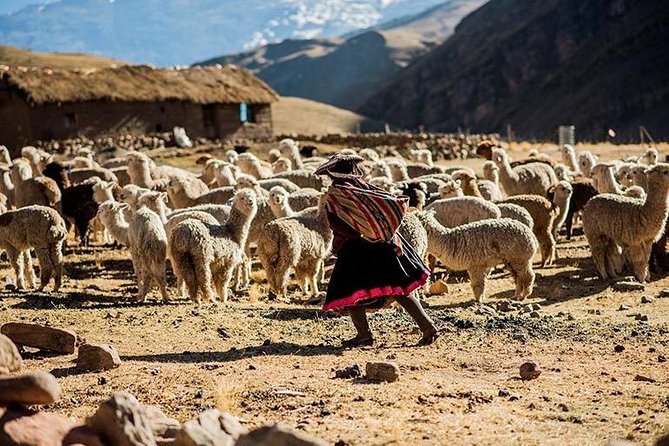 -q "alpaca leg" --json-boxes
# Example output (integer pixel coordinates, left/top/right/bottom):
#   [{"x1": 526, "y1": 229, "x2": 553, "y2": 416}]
[
  {"x1": 218, "y1": 267, "x2": 235, "y2": 304},
  {"x1": 7, "y1": 248, "x2": 24, "y2": 290},
  {"x1": 565, "y1": 211, "x2": 574, "y2": 240},
  {"x1": 22, "y1": 250, "x2": 38, "y2": 289},
  {"x1": 48, "y1": 243, "x2": 64, "y2": 292},
  {"x1": 540, "y1": 231, "x2": 556, "y2": 266},
  {"x1": 604, "y1": 241, "x2": 622, "y2": 279},
  {"x1": 468, "y1": 267, "x2": 489, "y2": 304},
  {"x1": 589, "y1": 239, "x2": 609, "y2": 280},
  {"x1": 195, "y1": 261, "x2": 216, "y2": 304},
  {"x1": 628, "y1": 243, "x2": 652, "y2": 282},
  {"x1": 136, "y1": 265, "x2": 150, "y2": 303},
  {"x1": 156, "y1": 266, "x2": 169, "y2": 302},
  {"x1": 34, "y1": 248, "x2": 54, "y2": 292},
  {"x1": 511, "y1": 260, "x2": 535, "y2": 300}
]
